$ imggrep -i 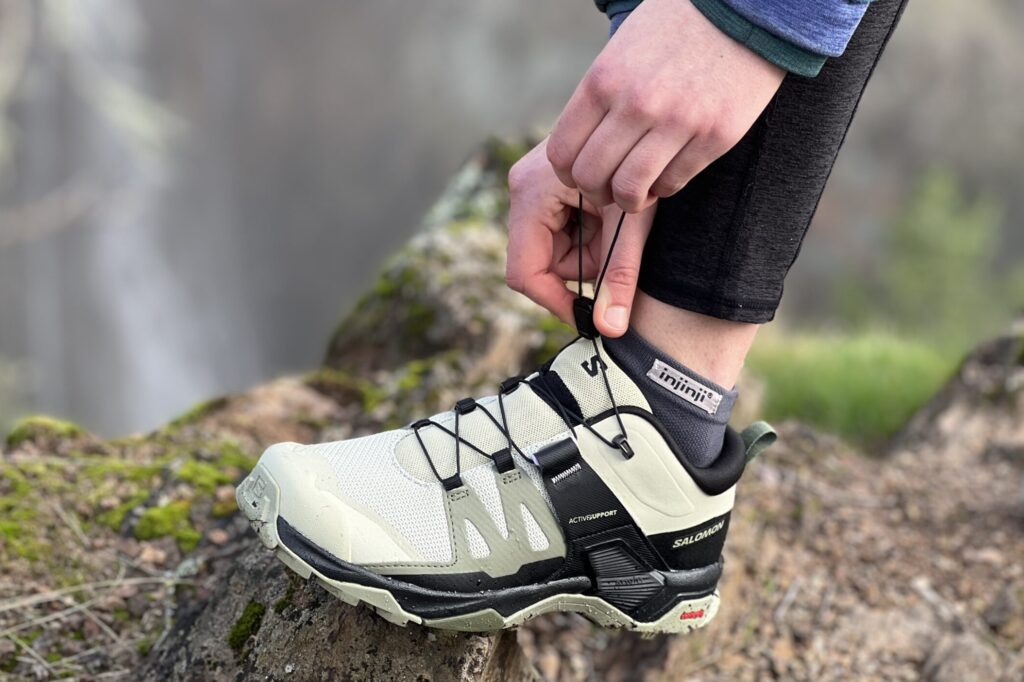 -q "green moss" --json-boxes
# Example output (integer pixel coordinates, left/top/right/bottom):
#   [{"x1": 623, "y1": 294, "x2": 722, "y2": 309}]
[
  {"x1": 212, "y1": 499, "x2": 238, "y2": 518},
  {"x1": 228, "y1": 600, "x2": 267, "y2": 654},
  {"x1": 5, "y1": 416, "x2": 84, "y2": 449},
  {"x1": 402, "y1": 302, "x2": 438, "y2": 339},
  {"x1": 396, "y1": 358, "x2": 433, "y2": 392},
  {"x1": 1, "y1": 465, "x2": 32, "y2": 496},
  {"x1": 214, "y1": 441, "x2": 257, "y2": 472},
  {"x1": 0, "y1": 467, "x2": 42, "y2": 559},
  {"x1": 176, "y1": 460, "x2": 232, "y2": 493},
  {"x1": 747, "y1": 332, "x2": 954, "y2": 444},
  {"x1": 485, "y1": 137, "x2": 529, "y2": 177},
  {"x1": 306, "y1": 368, "x2": 386, "y2": 411},
  {"x1": 137, "y1": 637, "x2": 154, "y2": 657},
  {"x1": 134, "y1": 501, "x2": 201, "y2": 551},
  {"x1": 535, "y1": 315, "x2": 574, "y2": 362},
  {"x1": 81, "y1": 458, "x2": 161, "y2": 483},
  {"x1": 97, "y1": 491, "x2": 149, "y2": 530},
  {"x1": 273, "y1": 576, "x2": 299, "y2": 614},
  {"x1": 166, "y1": 397, "x2": 229, "y2": 430}
]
